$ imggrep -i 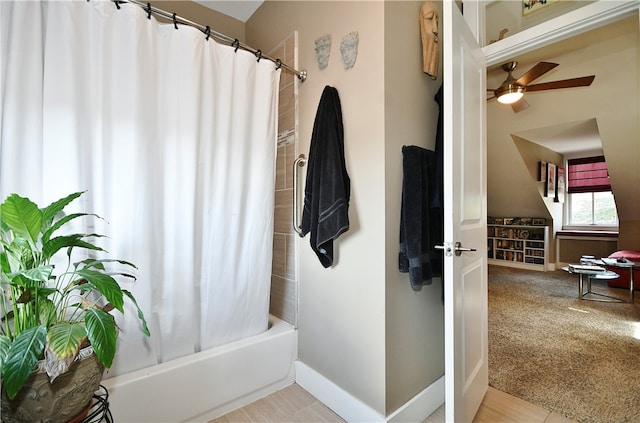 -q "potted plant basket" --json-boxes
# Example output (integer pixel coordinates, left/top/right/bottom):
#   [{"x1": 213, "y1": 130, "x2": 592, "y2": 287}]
[{"x1": 0, "y1": 191, "x2": 150, "y2": 423}]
